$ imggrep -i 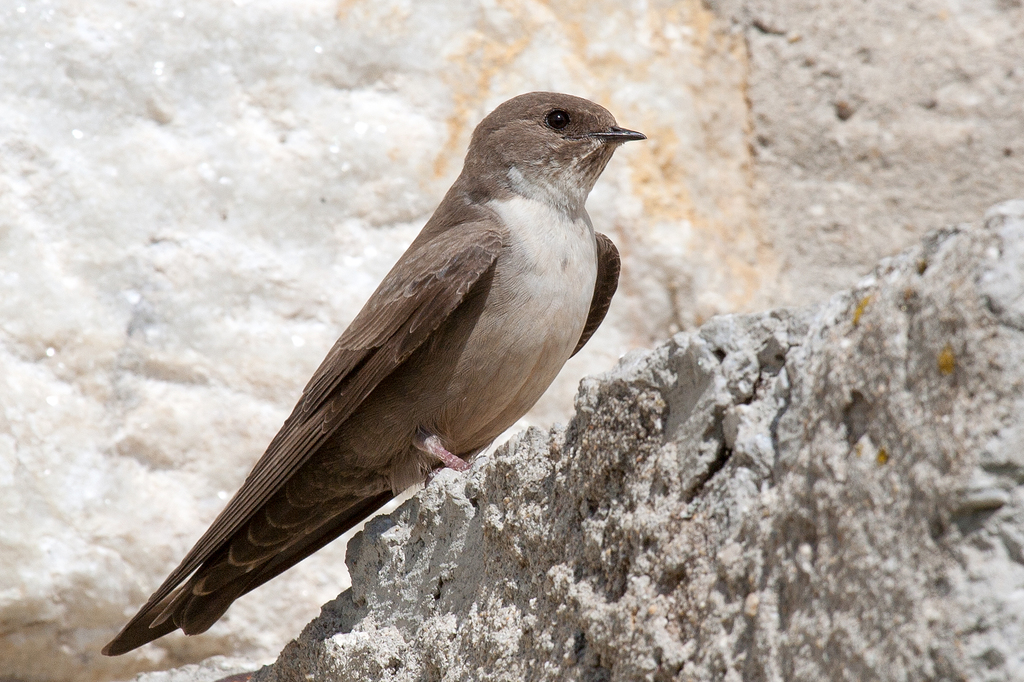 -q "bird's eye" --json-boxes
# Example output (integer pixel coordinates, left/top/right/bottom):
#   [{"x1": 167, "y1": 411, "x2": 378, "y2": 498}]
[{"x1": 545, "y1": 109, "x2": 571, "y2": 130}]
